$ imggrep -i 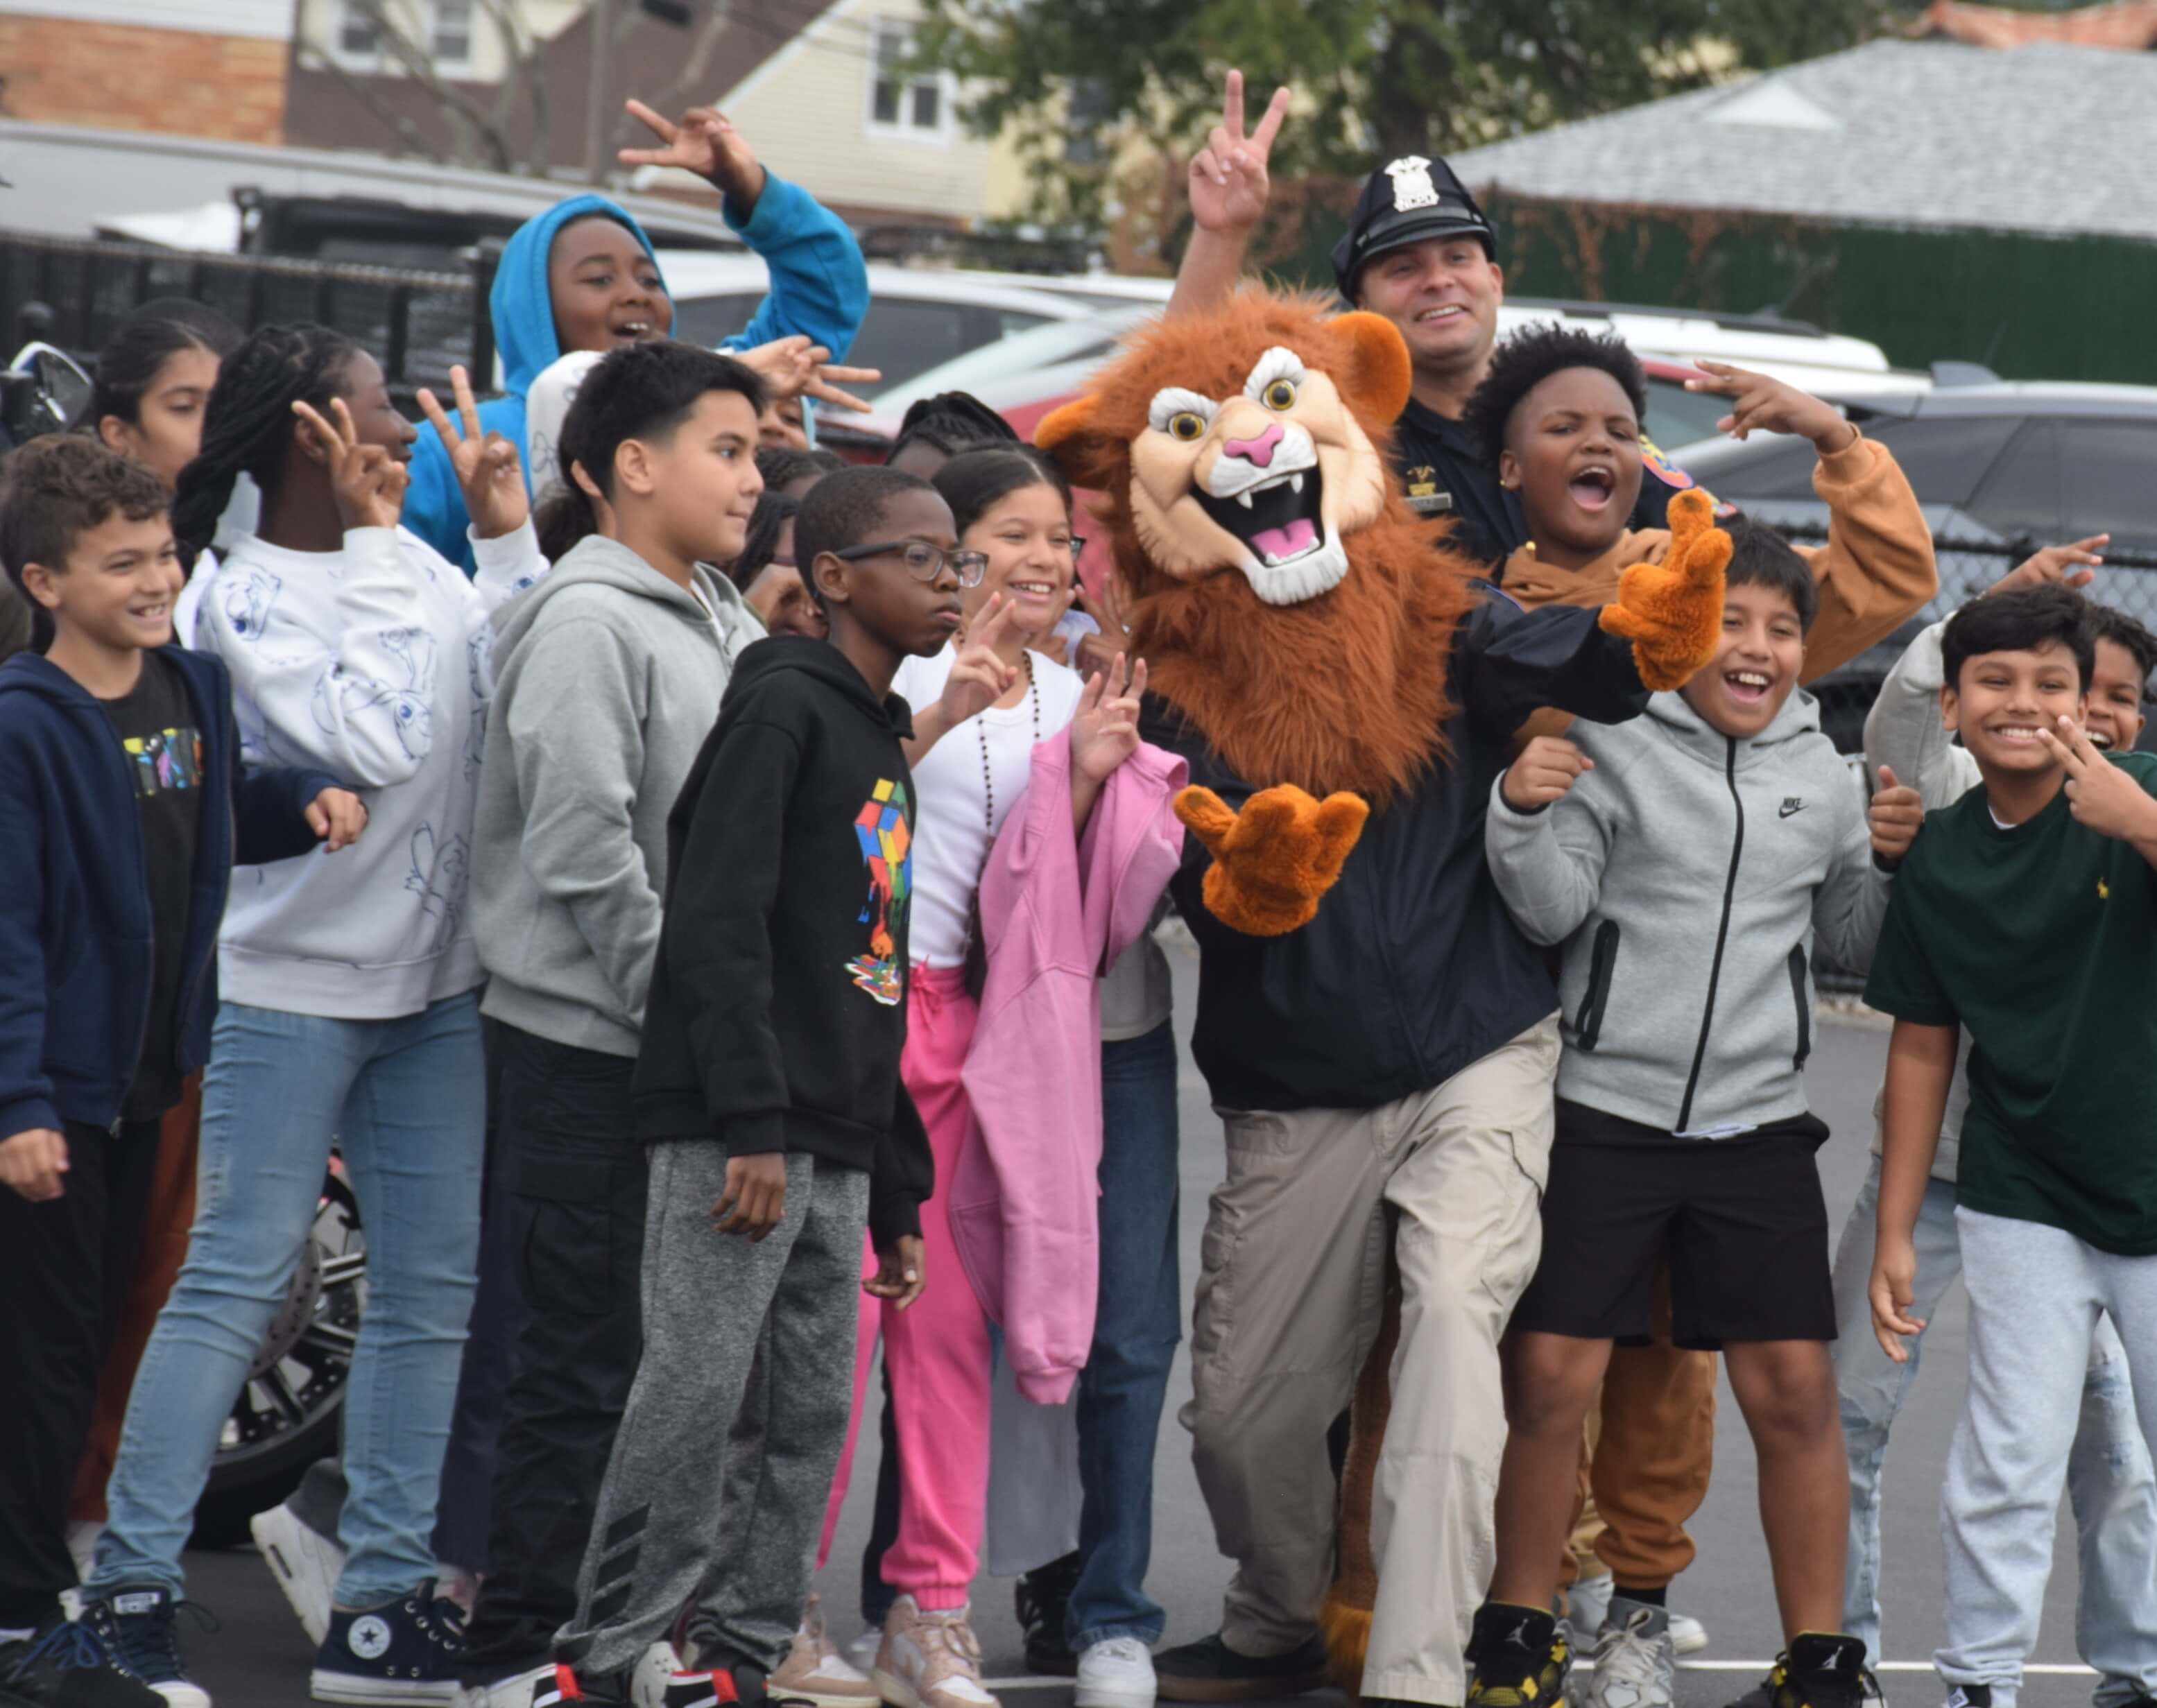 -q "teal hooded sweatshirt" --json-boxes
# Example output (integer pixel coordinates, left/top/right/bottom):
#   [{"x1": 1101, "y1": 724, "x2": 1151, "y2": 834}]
[{"x1": 404, "y1": 178, "x2": 868, "y2": 574}]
